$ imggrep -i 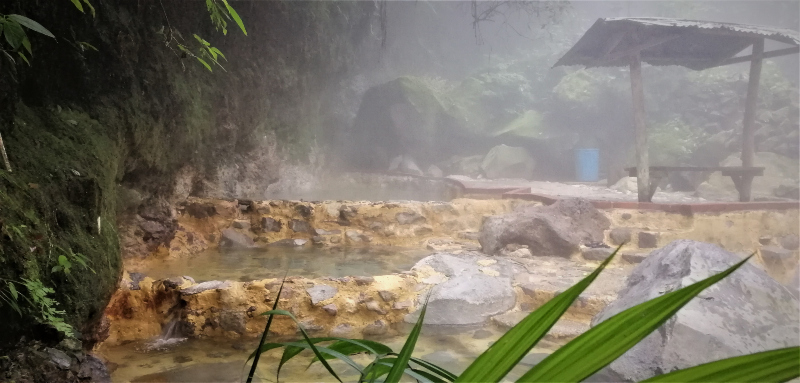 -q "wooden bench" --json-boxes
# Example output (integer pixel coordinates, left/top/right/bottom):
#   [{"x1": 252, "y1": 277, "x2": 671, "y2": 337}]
[{"x1": 624, "y1": 166, "x2": 765, "y2": 202}]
